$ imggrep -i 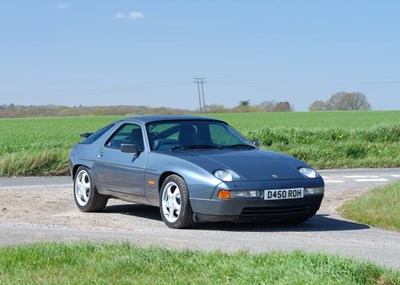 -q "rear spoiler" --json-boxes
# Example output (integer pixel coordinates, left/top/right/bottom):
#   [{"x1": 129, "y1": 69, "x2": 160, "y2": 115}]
[{"x1": 80, "y1": 132, "x2": 93, "y2": 138}]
